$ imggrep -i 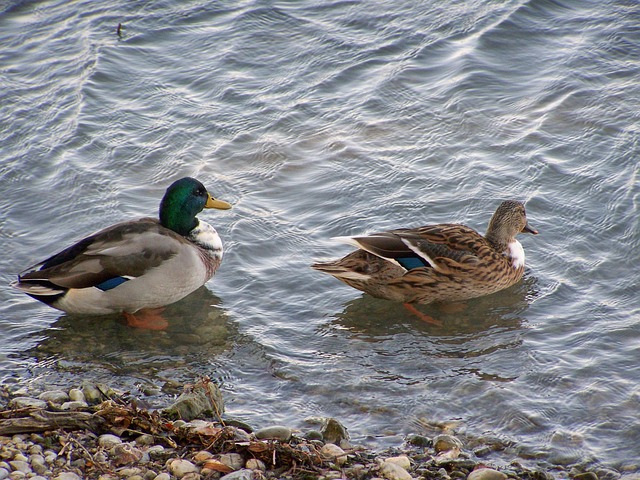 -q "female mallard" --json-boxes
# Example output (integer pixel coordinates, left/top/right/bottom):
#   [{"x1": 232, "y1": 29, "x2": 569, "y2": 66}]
[
  {"x1": 312, "y1": 200, "x2": 537, "y2": 323},
  {"x1": 12, "y1": 177, "x2": 231, "y2": 329}
]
